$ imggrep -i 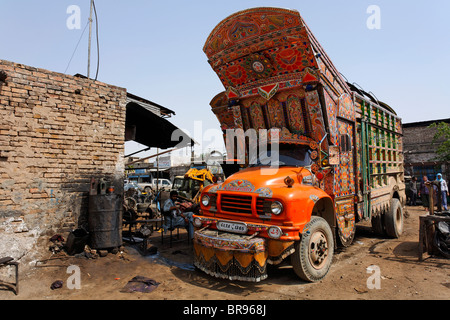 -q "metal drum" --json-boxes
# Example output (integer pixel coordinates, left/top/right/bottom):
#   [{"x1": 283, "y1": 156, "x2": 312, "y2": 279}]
[{"x1": 88, "y1": 194, "x2": 123, "y2": 249}]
